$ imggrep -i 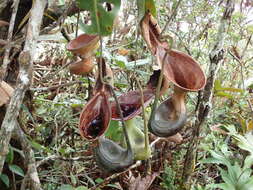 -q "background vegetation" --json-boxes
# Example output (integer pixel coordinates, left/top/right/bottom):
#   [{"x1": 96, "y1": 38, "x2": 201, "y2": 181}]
[{"x1": 0, "y1": 0, "x2": 253, "y2": 189}]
